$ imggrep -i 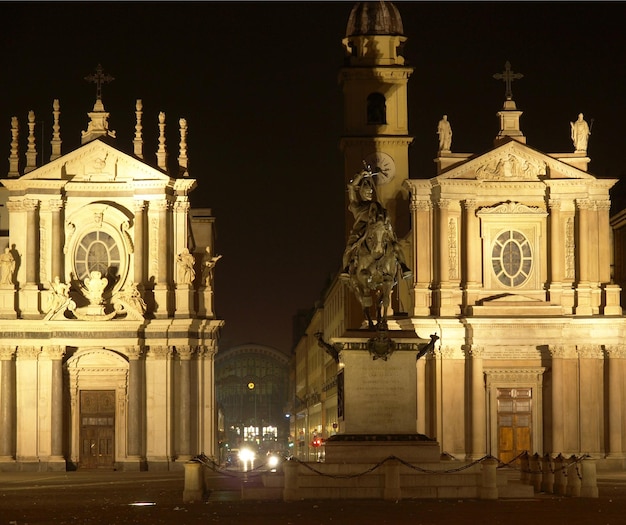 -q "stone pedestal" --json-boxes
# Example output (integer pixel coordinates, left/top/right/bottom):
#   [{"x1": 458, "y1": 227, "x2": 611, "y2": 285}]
[
  {"x1": 0, "y1": 286, "x2": 16, "y2": 318},
  {"x1": 197, "y1": 287, "x2": 215, "y2": 318},
  {"x1": 327, "y1": 330, "x2": 440, "y2": 463},
  {"x1": 175, "y1": 284, "x2": 195, "y2": 318}
]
